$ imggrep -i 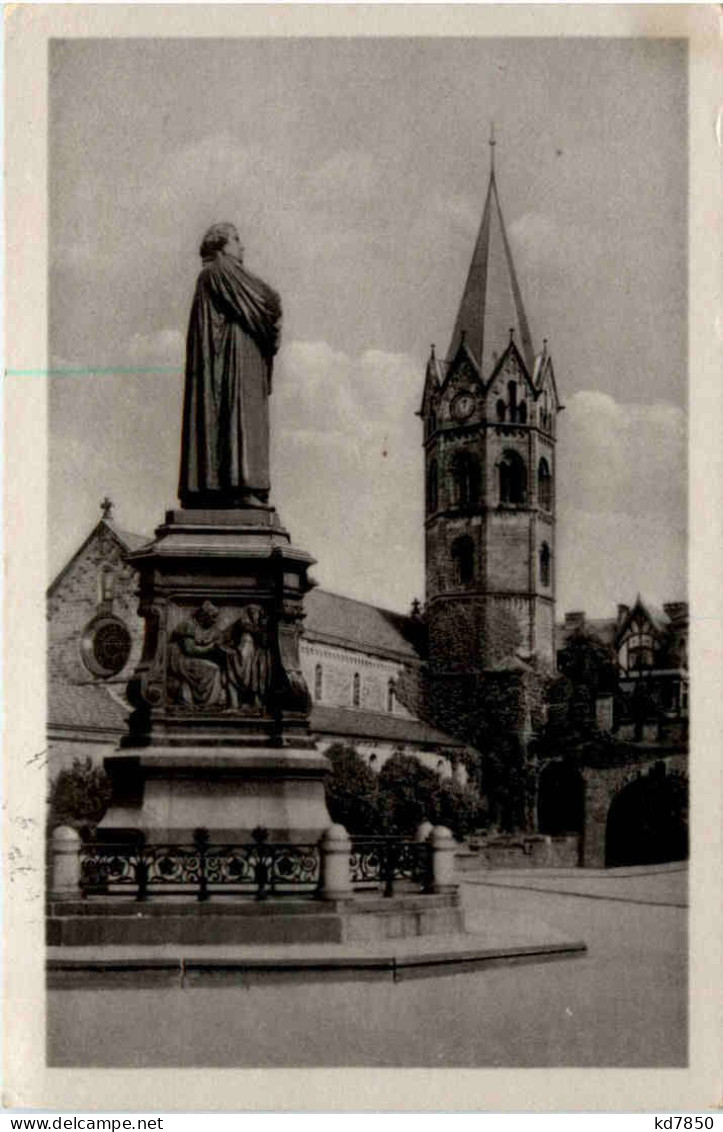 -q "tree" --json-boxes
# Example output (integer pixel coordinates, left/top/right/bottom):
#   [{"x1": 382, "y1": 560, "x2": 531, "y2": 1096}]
[
  {"x1": 324, "y1": 743, "x2": 383, "y2": 834},
  {"x1": 47, "y1": 756, "x2": 112, "y2": 839},
  {"x1": 377, "y1": 752, "x2": 441, "y2": 836}
]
